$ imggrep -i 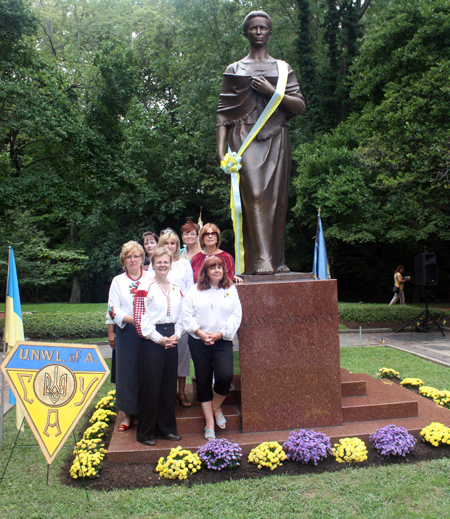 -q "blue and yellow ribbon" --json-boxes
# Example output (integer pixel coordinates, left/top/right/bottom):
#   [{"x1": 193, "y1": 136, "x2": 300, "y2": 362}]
[{"x1": 221, "y1": 60, "x2": 289, "y2": 274}]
